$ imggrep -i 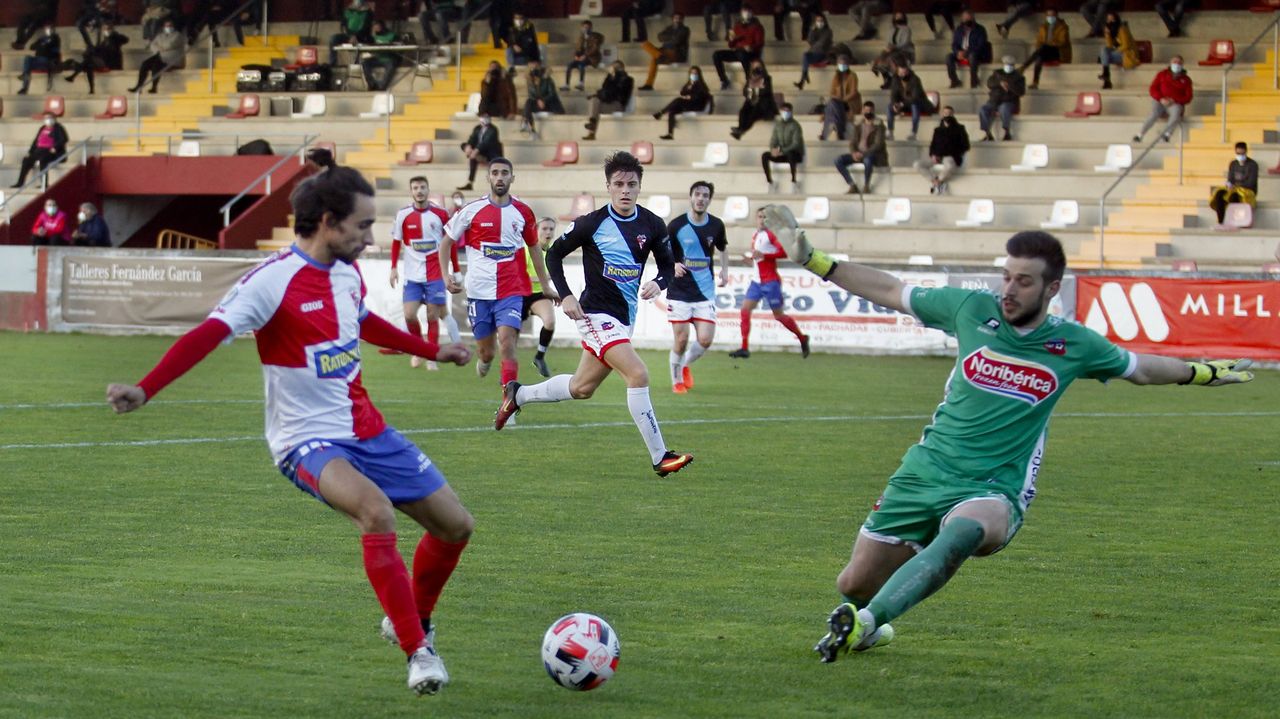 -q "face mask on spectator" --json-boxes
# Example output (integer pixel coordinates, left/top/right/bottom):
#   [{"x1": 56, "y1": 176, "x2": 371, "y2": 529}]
[
  {"x1": 863, "y1": 111, "x2": 874, "y2": 120},
  {"x1": 689, "y1": 73, "x2": 699, "y2": 81},
  {"x1": 164, "y1": 25, "x2": 174, "y2": 33},
  {"x1": 1170, "y1": 62, "x2": 1182, "y2": 73},
  {"x1": 837, "y1": 63, "x2": 849, "y2": 72},
  {"x1": 815, "y1": 21, "x2": 824, "y2": 29},
  {"x1": 740, "y1": 12, "x2": 751, "y2": 21},
  {"x1": 1004, "y1": 64, "x2": 1015, "y2": 73},
  {"x1": 45, "y1": 204, "x2": 57, "y2": 216},
  {"x1": 453, "y1": 196, "x2": 464, "y2": 207},
  {"x1": 479, "y1": 116, "x2": 490, "y2": 126},
  {"x1": 1237, "y1": 153, "x2": 1247, "y2": 163},
  {"x1": 78, "y1": 212, "x2": 88, "y2": 222},
  {"x1": 1046, "y1": 16, "x2": 1057, "y2": 25},
  {"x1": 780, "y1": 111, "x2": 792, "y2": 121},
  {"x1": 44, "y1": 117, "x2": 55, "y2": 127}
]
